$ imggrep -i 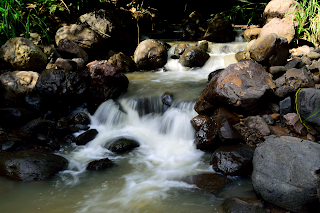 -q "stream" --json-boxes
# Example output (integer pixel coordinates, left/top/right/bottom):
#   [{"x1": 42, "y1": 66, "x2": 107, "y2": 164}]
[{"x1": 0, "y1": 37, "x2": 258, "y2": 213}]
